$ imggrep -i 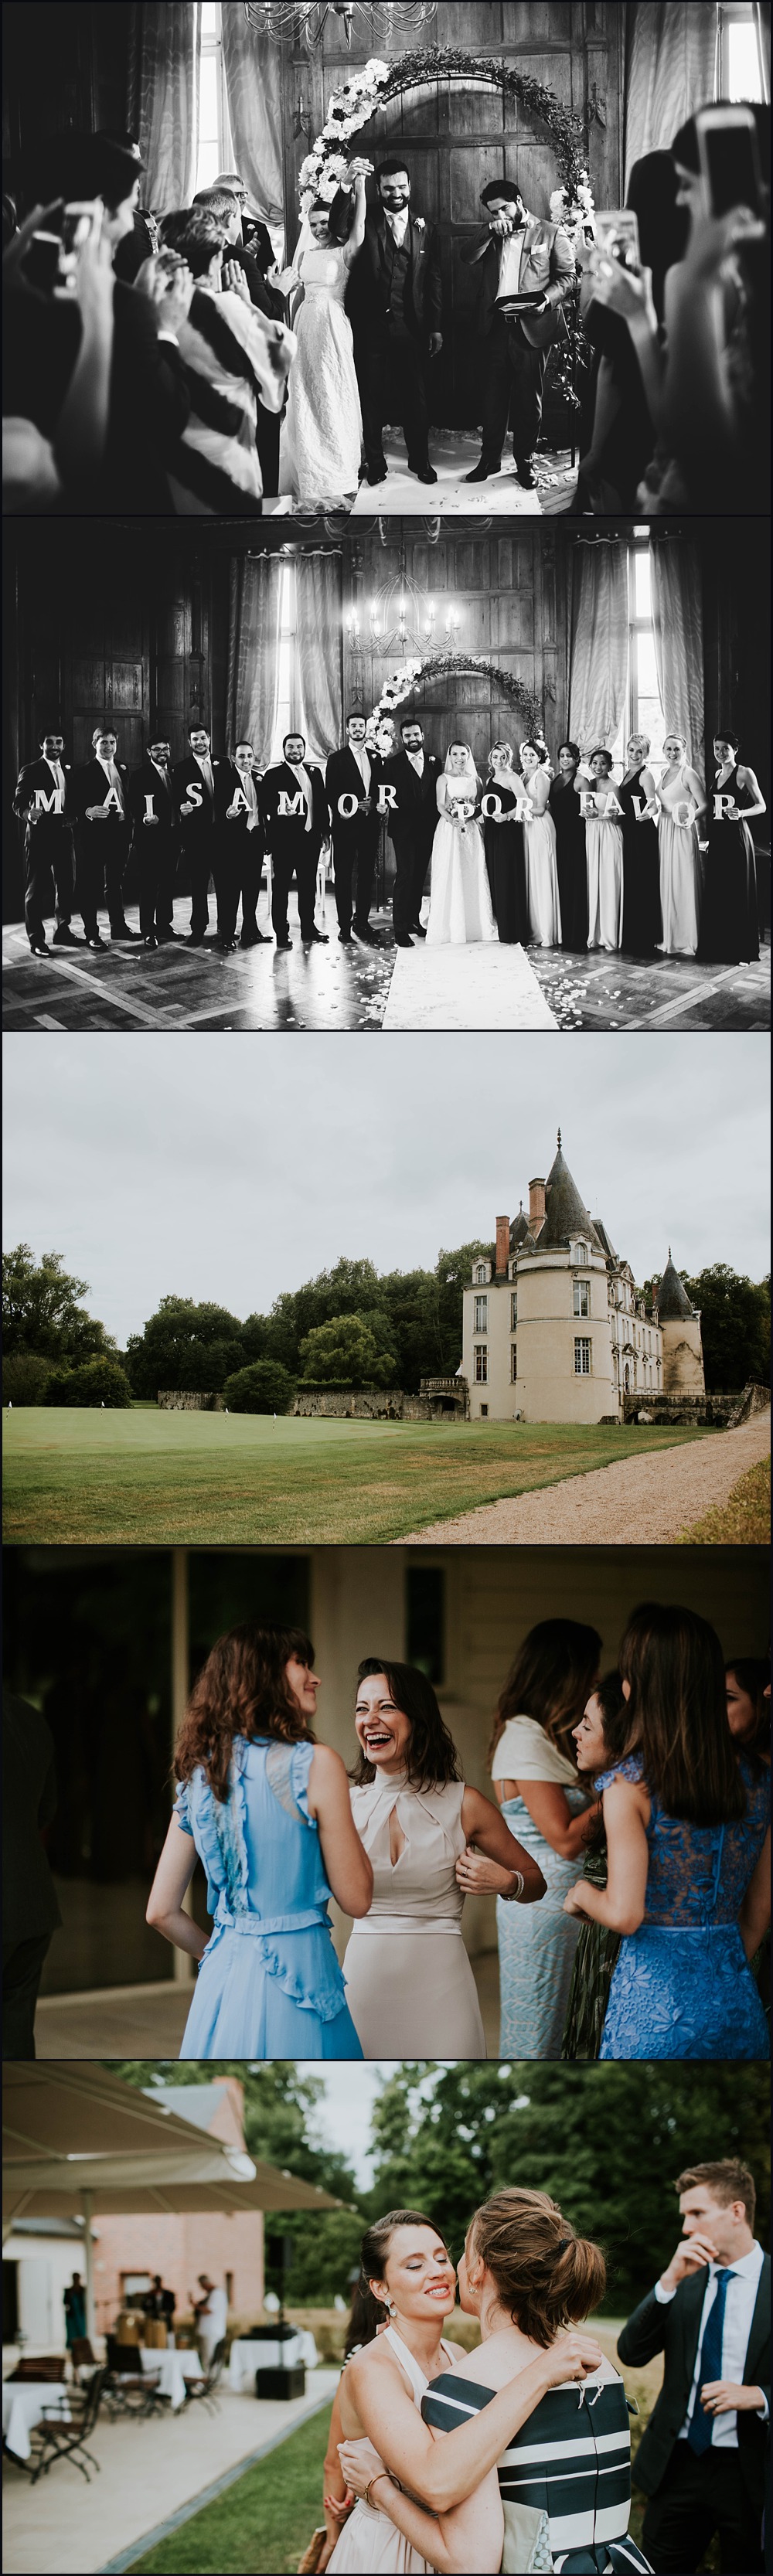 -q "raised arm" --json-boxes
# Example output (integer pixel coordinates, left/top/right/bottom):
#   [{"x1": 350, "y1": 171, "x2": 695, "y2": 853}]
[
  {"x1": 564, "y1": 1776, "x2": 650, "y2": 1932},
  {"x1": 145, "y1": 1813, "x2": 207, "y2": 1958},
  {"x1": 346, "y1": 2442, "x2": 503, "y2": 2575},
  {"x1": 345, "y1": 2331, "x2": 603, "y2": 2513},
  {"x1": 308, "y1": 1744, "x2": 373, "y2": 1918},
  {"x1": 458, "y1": 1784, "x2": 547, "y2": 1901},
  {"x1": 342, "y1": 173, "x2": 368, "y2": 266}
]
